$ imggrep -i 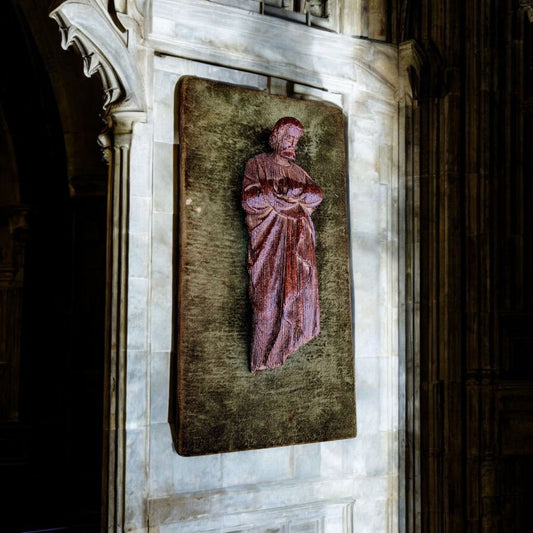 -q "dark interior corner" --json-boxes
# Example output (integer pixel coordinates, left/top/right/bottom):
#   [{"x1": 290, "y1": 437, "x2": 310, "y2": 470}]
[{"x1": 1, "y1": 1, "x2": 106, "y2": 531}]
